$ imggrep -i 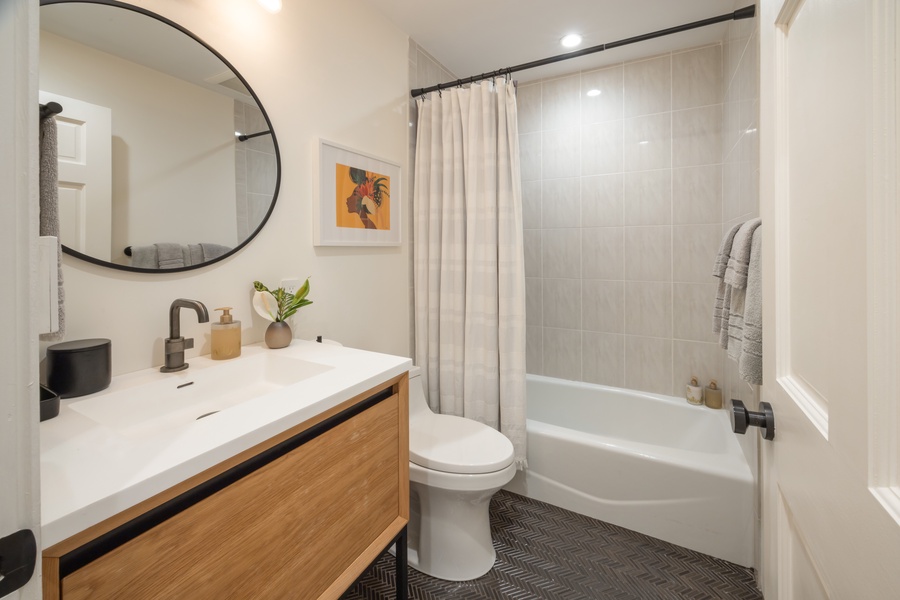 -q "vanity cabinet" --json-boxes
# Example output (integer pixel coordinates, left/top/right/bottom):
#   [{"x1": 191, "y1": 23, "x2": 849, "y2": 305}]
[{"x1": 42, "y1": 373, "x2": 409, "y2": 600}]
